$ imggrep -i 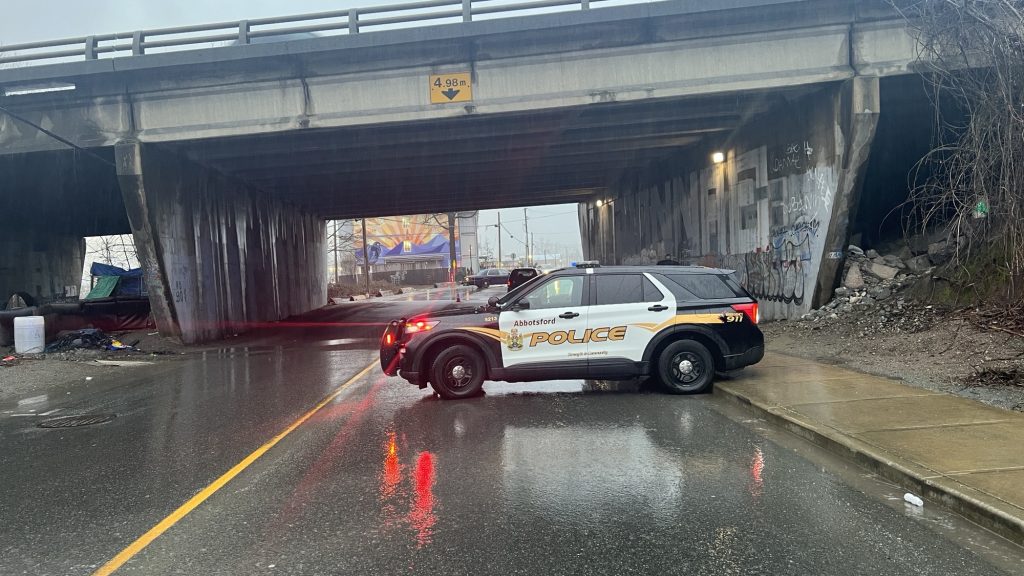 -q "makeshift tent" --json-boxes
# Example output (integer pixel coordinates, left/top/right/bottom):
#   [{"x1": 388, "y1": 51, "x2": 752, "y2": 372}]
[{"x1": 88, "y1": 263, "x2": 146, "y2": 298}]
